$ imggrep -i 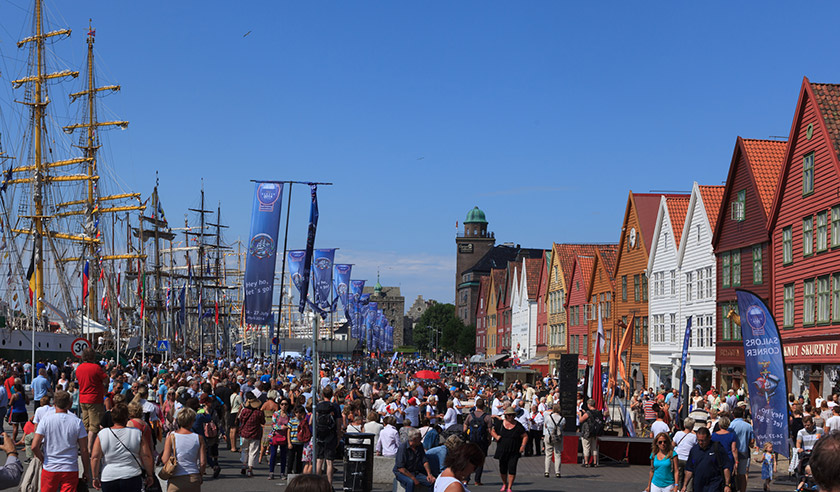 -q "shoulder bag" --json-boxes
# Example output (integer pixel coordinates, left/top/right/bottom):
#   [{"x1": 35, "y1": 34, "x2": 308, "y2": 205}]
[{"x1": 157, "y1": 433, "x2": 179, "y2": 480}]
